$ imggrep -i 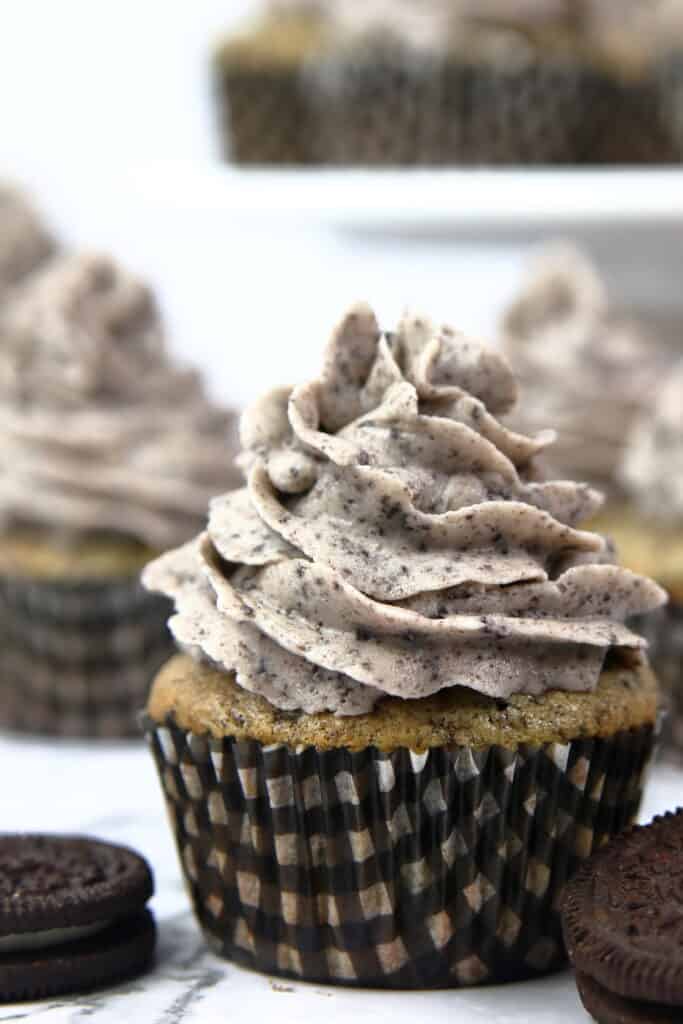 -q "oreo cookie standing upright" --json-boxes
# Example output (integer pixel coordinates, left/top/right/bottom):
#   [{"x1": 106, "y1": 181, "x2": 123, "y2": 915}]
[{"x1": 562, "y1": 809, "x2": 683, "y2": 1023}]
